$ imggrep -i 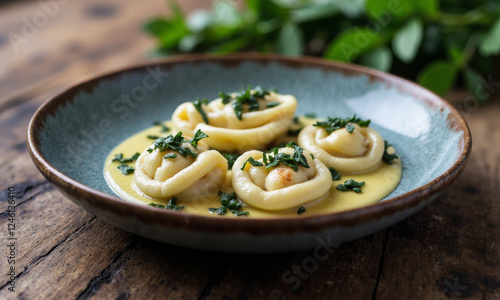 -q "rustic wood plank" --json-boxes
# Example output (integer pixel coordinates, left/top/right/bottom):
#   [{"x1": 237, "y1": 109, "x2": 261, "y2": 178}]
[
  {"x1": 0, "y1": 217, "x2": 135, "y2": 299},
  {"x1": 84, "y1": 240, "x2": 224, "y2": 300},
  {"x1": 0, "y1": 0, "x2": 212, "y2": 107},
  {"x1": 196, "y1": 233, "x2": 384, "y2": 300}
]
